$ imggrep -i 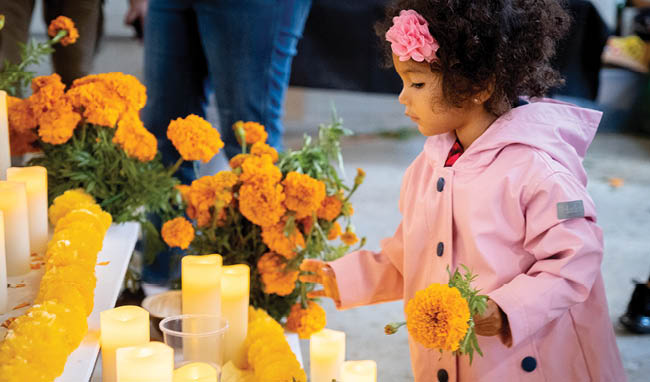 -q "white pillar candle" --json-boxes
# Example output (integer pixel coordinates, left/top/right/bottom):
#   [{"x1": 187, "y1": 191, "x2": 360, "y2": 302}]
[
  {"x1": 182, "y1": 255, "x2": 222, "y2": 316},
  {"x1": 0, "y1": 181, "x2": 30, "y2": 276},
  {"x1": 0, "y1": 211, "x2": 7, "y2": 314},
  {"x1": 341, "y1": 360, "x2": 377, "y2": 382},
  {"x1": 310, "y1": 328, "x2": 346, "y2": 382},
  {"x1": 0, "y1": 91, "x2": 10, "y2": 180},
  {"x1": 221, "y1": 264, "x2": 249, "y2": 367},
  {"x1": 172, "y1": 362, "x2": 218, "y2": 382},
  {"x1": 116, "y1": 341, "x2": 173, "y2": 382},
  {"x1": 7, "y1": 166, "x2": 48, "y2": 254},
  {"x1": 181, "y1": 255, "x2": 222, "y2": 362},
  {"x1": 100, "y1": 305, "x2": 151, "y2": 382}
]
